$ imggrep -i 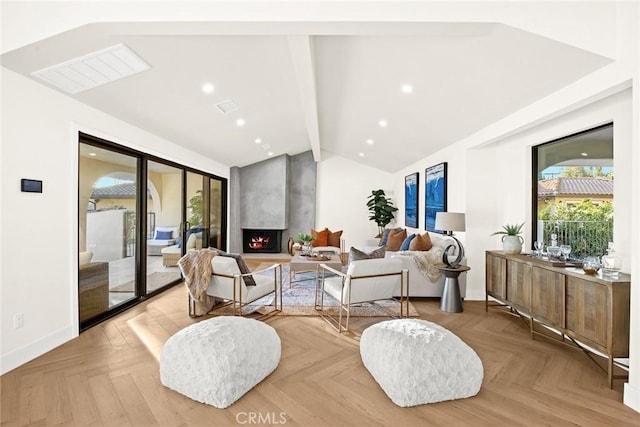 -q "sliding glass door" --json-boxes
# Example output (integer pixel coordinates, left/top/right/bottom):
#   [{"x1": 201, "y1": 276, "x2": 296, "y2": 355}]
[
  {"x1": 78, "y1": 133, "x2": 227, "y2": 329},
  {"x1": 79, "y1": 143, "x2": 139, "y2": 322},
  {"x1": 185, "y1": 171, "x2": 227, "y2": 251},
  {"x1": 146, "y1": 161, "x2": 184, "y2": 294}
]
